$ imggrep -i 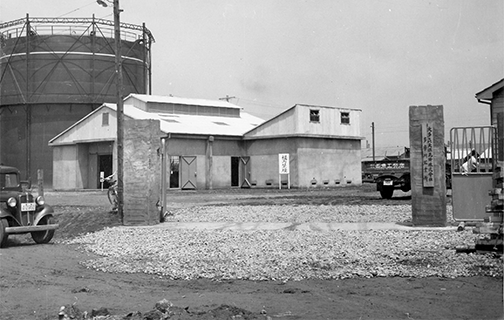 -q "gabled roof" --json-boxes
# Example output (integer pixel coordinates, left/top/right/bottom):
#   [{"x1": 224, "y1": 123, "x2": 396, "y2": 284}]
[
  {"x1": 48, "y1": 103, "x2": 112, "y2": 145},
  {"x1": 124, "y1": 93, "x2": 242, "y2": 109},
  {"x1": 49, "y1": 102, "x2": 264, "y2": 145},
  {"x1": 475, "y1": 78, "x2": 504, "y2": 101}
]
